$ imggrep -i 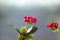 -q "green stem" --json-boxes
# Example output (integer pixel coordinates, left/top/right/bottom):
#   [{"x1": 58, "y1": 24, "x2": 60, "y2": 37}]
[{"x1": 25, "y1": 23, "x2": 29, "y2": 28}]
